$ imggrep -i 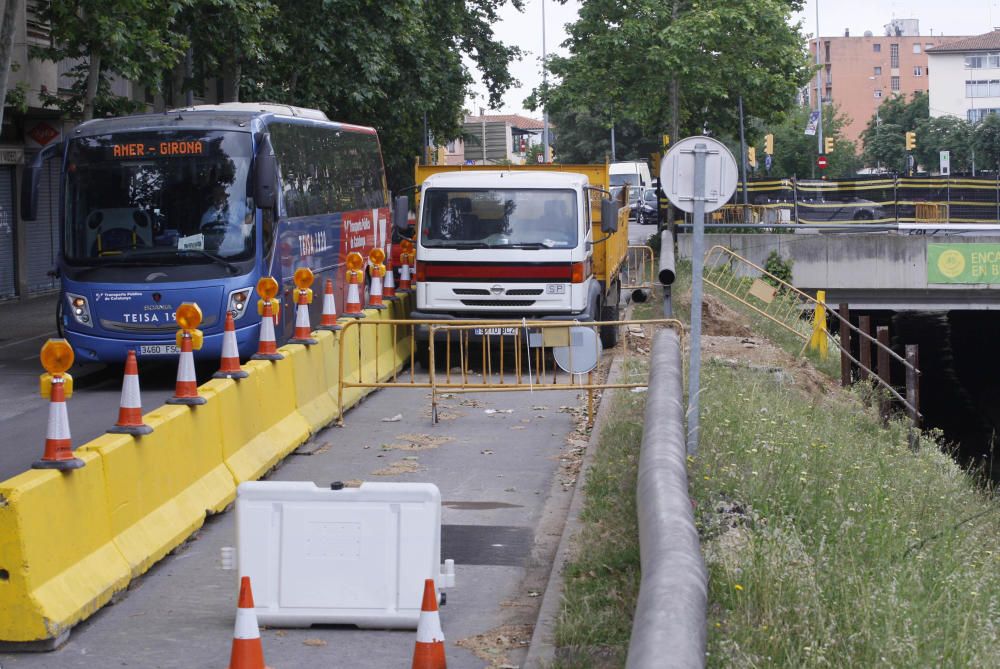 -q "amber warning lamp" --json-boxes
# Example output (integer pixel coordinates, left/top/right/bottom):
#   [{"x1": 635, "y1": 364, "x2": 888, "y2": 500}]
[
  {"x1": 175, "y1": 302, "x2": 204, "y2": 350},
  {"x1": 39, "y1": 338, "x2": 75, "y2": 398},
  {"x1": 256, "y1": 276, "x2": 282, "y2": 318},
  {"x1": 293, "y1": 267, "x2": 315, "y2": 304}
]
